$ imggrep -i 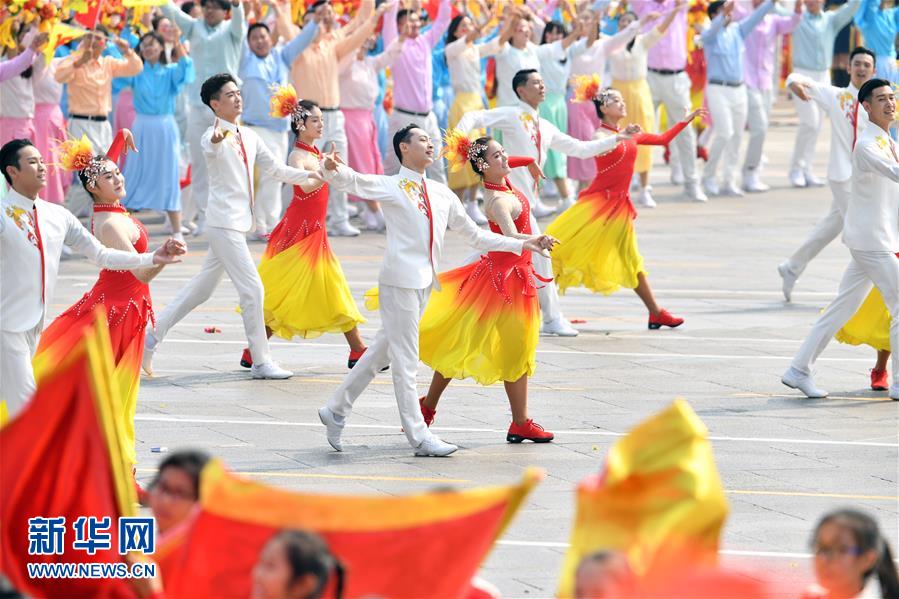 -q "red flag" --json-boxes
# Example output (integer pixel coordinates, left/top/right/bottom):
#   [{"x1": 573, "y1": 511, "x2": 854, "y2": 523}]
[
  {"x1": 157, "y1": 461, "x2": 542, "y2": 599},
  {"x1": 0, "y1": 308, "x2": 138, "y2": 598},
  {"x1": 73, "y1": 0, "x2": 105, "y2": 29}
]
